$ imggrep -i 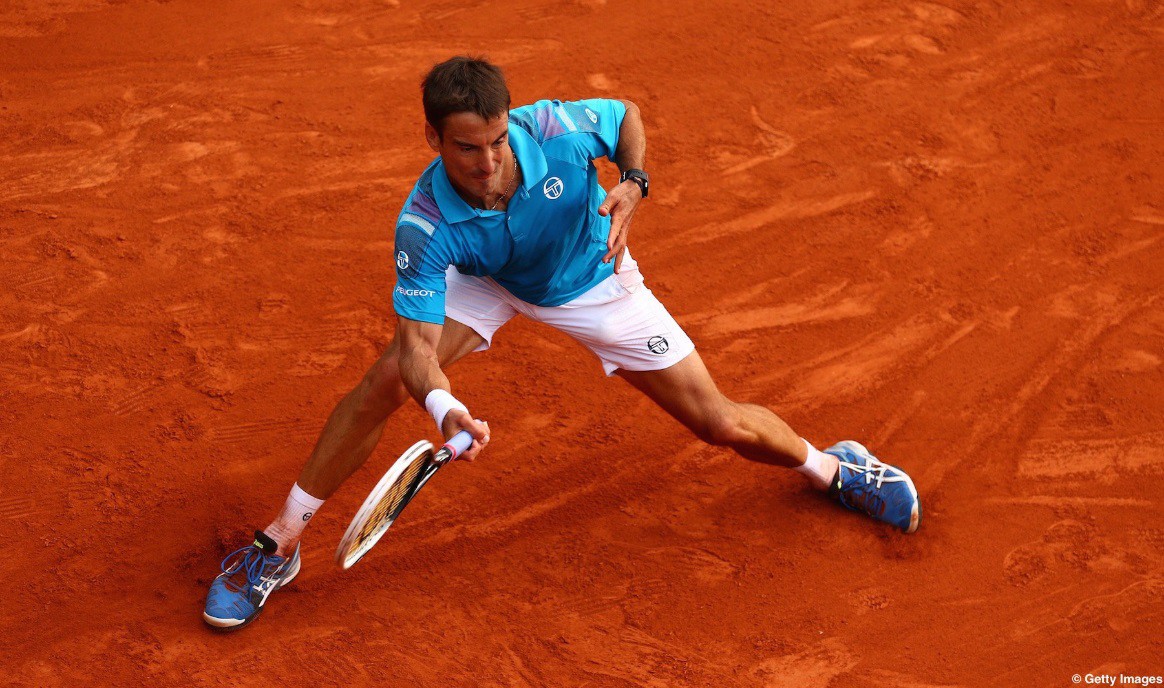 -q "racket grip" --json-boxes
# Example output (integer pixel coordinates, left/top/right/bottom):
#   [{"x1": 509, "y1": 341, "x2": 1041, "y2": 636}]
[{"x1": 442, "y1": 429, "x2": 475, "y2": 460}]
